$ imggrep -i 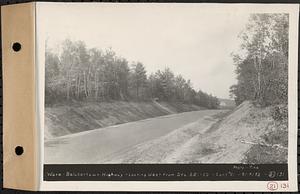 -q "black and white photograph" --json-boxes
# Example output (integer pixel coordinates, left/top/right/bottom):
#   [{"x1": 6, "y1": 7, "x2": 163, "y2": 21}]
[
  {"x1": 35, "y1": 4, "x2": 298, "y2": 189},
  {"x1": 43, "y1": 4, "x2": 292, "y2": 165}
]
